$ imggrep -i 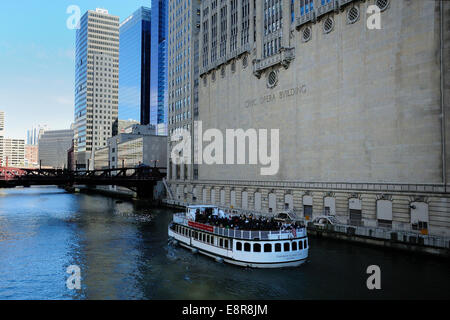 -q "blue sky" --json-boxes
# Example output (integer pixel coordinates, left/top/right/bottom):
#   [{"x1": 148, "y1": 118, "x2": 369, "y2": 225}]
[{"x1": 0, "y1": 1, "x2": 151, "y2": 140}]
